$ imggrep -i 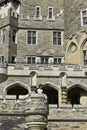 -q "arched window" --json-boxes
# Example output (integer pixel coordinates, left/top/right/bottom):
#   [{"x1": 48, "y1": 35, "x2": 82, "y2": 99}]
[
  {"x1": 67, "y1": 85, "x2": 87, "y2": 106},
  {"x1": 42, "y1": 84, "x2": 58, "y2": 106},
  {"x1": 6, "y1": 84, "x2": 28, "y2": 100}
]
